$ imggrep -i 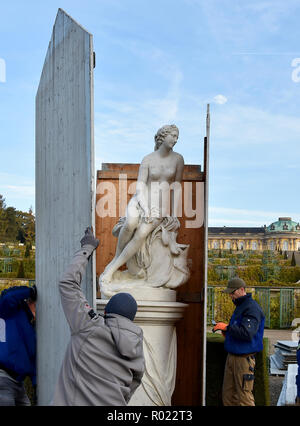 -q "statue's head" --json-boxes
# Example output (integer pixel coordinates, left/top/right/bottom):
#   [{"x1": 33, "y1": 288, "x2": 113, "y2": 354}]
[{"x1": 154, "y1": 124, "x2": 179, "y2": 151}]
